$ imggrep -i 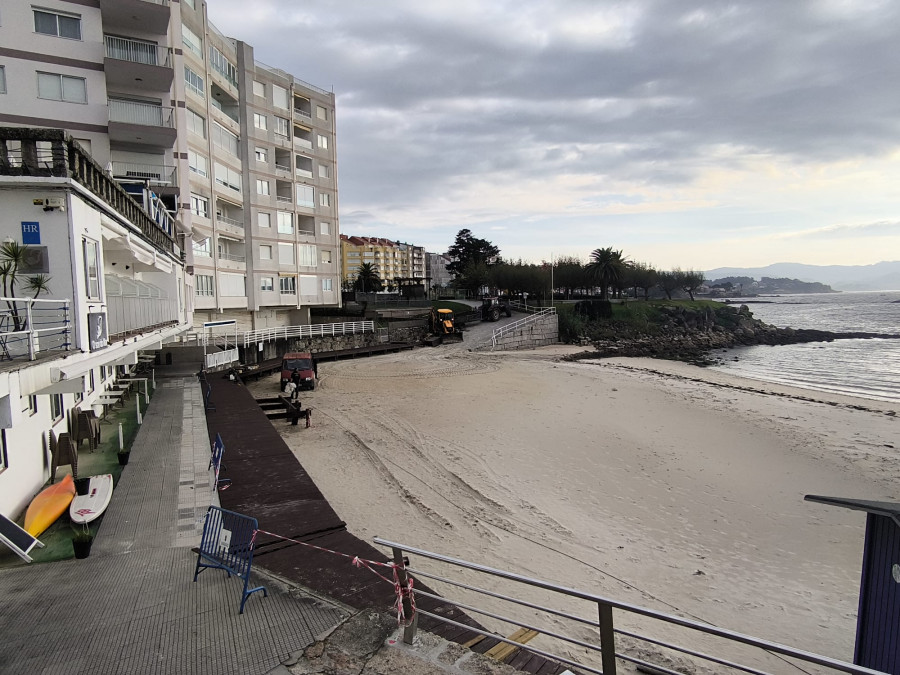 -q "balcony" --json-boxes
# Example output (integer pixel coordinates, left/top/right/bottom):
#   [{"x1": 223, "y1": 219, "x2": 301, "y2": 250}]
[
  {"x1": 111, "y1": 161, "x2": 176, "y2": 187},
  {"x1": 295, "y1": 155, "x2": 313, "y2": 179},
  {"x1": 104, "y1": 36, "x2": 173, "y2": 91},
  {"x1": 108, "y1": 99, "x2": 176, "y2": 150},
  {"x1": 105, "y1": 275, "x2": 179, "y2": 338},
  {"x1": 99, "y1": 0, "x2": 171, "y2": 36},
  {"x1": 293, "y1": 125, "x2": 313, "y2": 150}
]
